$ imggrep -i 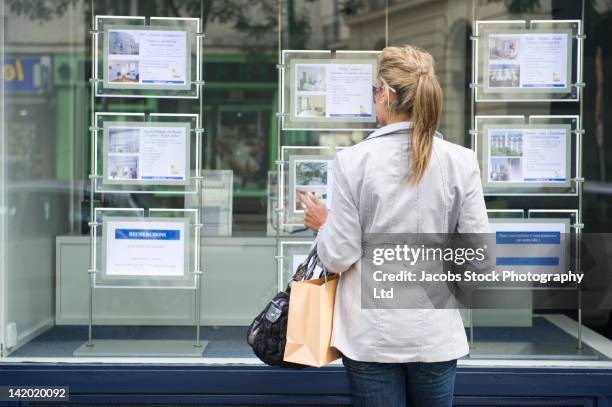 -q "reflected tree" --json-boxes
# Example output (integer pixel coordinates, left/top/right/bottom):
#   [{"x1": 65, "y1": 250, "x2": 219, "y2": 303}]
[{"x1": 5, "y1": 0, "x2": 317, "y2": 51}]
